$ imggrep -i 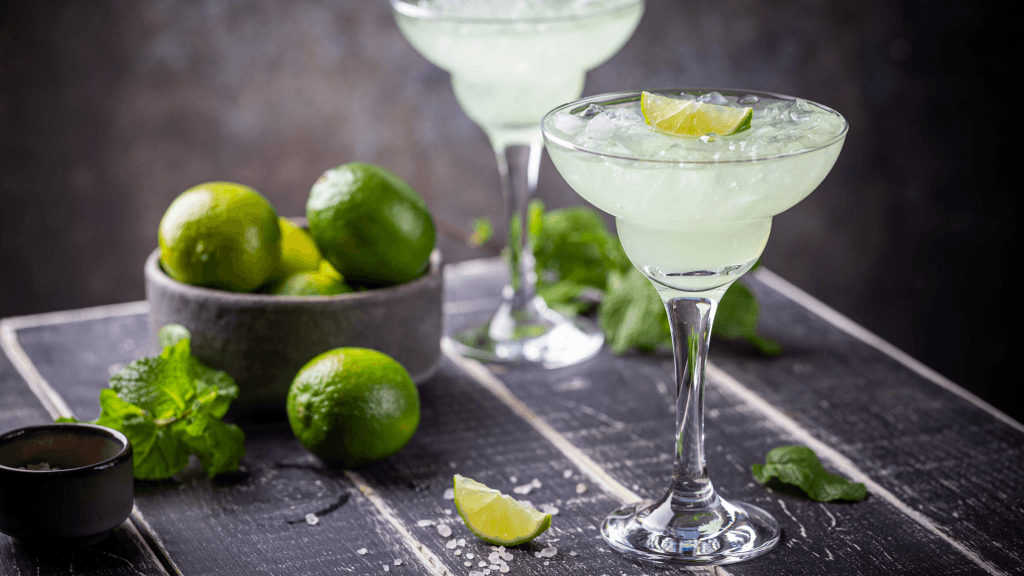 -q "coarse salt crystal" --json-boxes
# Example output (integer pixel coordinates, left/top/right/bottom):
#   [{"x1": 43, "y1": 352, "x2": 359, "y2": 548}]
[
  {"x1": 394, "y1": 560, "x2": 402, "y2": 566},
  {"x1": 465, "y1": 561, "x2": 472, "y2": 567},
  {"x1": 563, "y1": 469, "x2": 573, "y2": 479},
  {"x1": 500, "y1": 552, "x2": 513, "y2": 561},
  {"x1": 437, "y1": 524, "x2": 452, "y2": 537},
  {"x1": 458, "y1": 539, "x2": 466, "y2": 546},
  {"x1": 540, "y1": 546, "x2": 557, "y2": 558},
  {"x1": 305, "y1": 513, "x2": 319, "y2": 525},
  {"x1": 466, "y1": 553, "x2": 474, "y2": 559},
  {"x1": 512, "y1": 484, "x2": 533, "y2": 495},
  {"x1": 455, "y1": 550, "x2": 462, "y2": 556},
  {"x1": 383, "y1": 566, "x2": 389, "y2": 573},
  {"x1": 417, "y1": 519, "x2": 434, "y2": 527},
  {"x1": 446, "y1": 539, "x2": 458, "y2": 549},
  {"x1": 569, "y1": 551, "x2": 578, "y2": 557},
  {"x1": 509, "y1": 475, "x2": 518, "y2": 483},
  {"x1": 575, "y1": 483, "x2": 587, "y2": 494},
  {"x1": 479, "y1": 561, "x2": 487, "y2": 567},
  {"x1": 531, "y1": 478, "x2": 542, "y2": 488},
  {"x1": 443, "y1": 488, "x2": 455, "y2": 500},
  {"x1": 500, "y1": 566, "x2": 510, "y2": 573},
  {"x1": 357, "y1": 548, "x2": 368, "y2": 555}
]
